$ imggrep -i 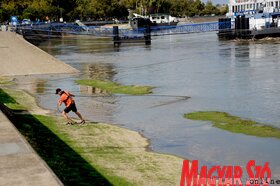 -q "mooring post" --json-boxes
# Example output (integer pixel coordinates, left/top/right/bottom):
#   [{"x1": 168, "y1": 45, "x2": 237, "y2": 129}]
[
  {"x1": 113, "y1": 26, "x2": 120, "y2": 46},
  {"x1": 48, "y1": 22, "x2": 51, "y2": 39},
  {"x1": 144, "y1": 26, "x2": 151, "y2": 45}
]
